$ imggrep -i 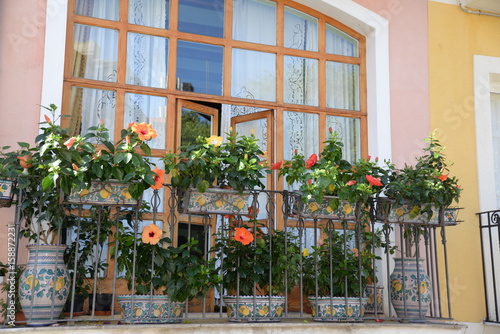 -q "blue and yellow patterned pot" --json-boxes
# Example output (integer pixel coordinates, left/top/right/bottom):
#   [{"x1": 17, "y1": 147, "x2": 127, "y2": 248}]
[
  {"x1": 180, "y1": 188, "x2": 253, "y2": 215},
  {"x1": 364, "y1": 285, "x2": 384, "y2": 314},
  {"x1": 308, "y1": 296, "x2": 367, "y2": 322},
  {"x1": 291, "y1": 193, "x2": 358, "y2": 220},
  {"x1": 117, "y1": 295, "x2": 184, "y2": 323},
  {"x1": 66, "y1": 180, "x2": 140, "y2": 207},
  {"x1": 223, "y1": 295, "x2": 285, "y2": 322},
  {"x1": 19, "y1": 244, "x2": 70, "y2": 326},
  {"x1": 389, "y1": 258, "x2": 432, "y2": 319},
  {"x1": 0, "y1": 179, "x2": 14, "y2": 207}
]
